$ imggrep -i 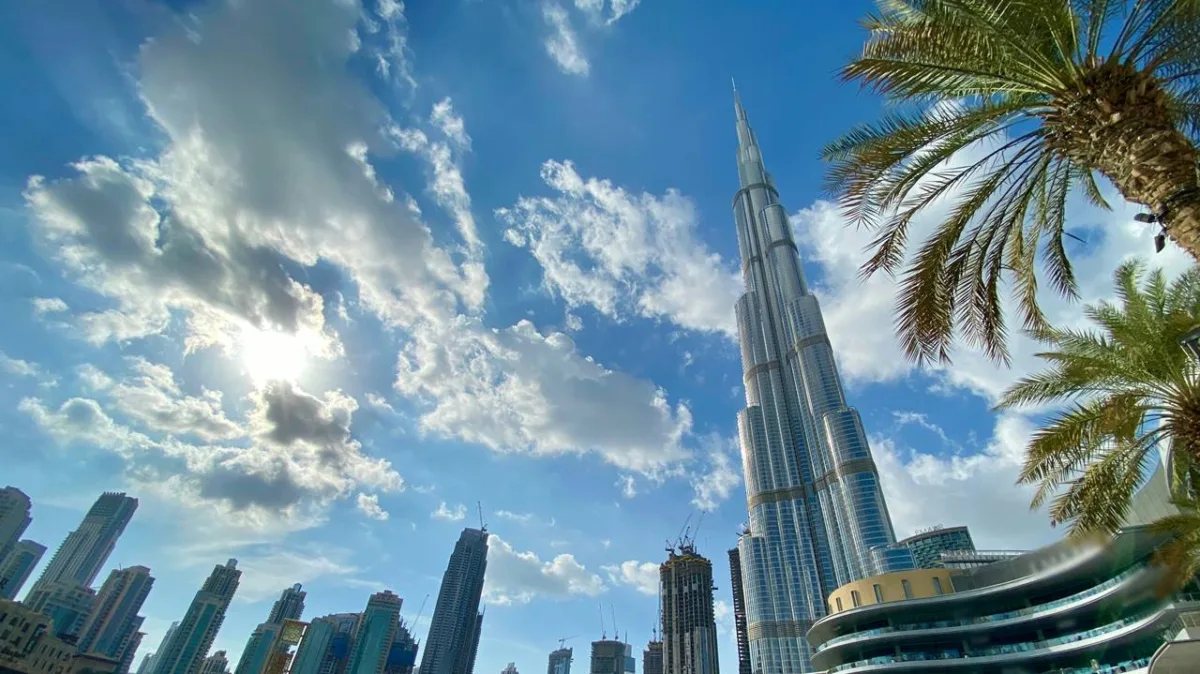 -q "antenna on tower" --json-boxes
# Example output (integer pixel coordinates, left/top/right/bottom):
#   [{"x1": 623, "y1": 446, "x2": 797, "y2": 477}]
[{"x1": 477, "y1": 501, "x2": 486, "y2": 531}]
